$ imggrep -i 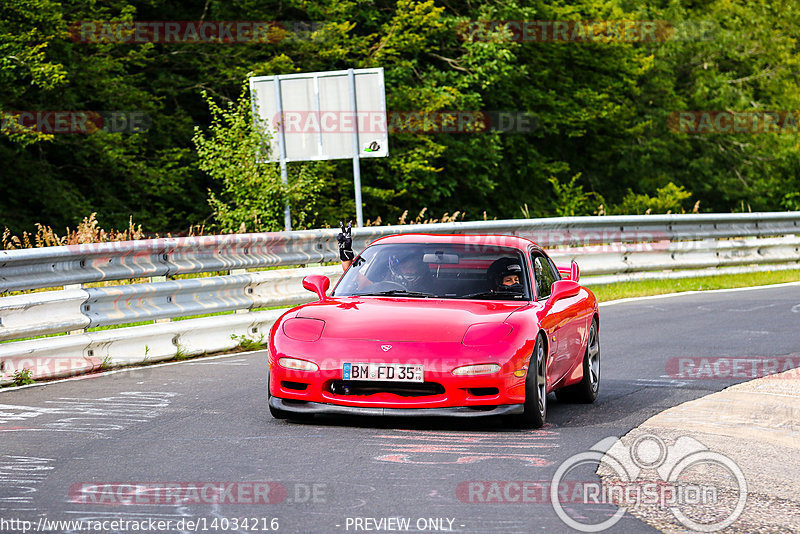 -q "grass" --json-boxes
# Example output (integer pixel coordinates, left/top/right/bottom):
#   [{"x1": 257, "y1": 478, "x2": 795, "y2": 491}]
[
  {"x1": 174, "y1": 343, "x2": 191, "y2": 360},
  {"x1": 589, "y1": 269, "x2": 800, "y2": 302},
  {"x1": 11, "y1": 368, "x2": 35, "y2": 386},
  {"x1": 231, "y1": 333, "x2": 267, "y2": 350}
]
